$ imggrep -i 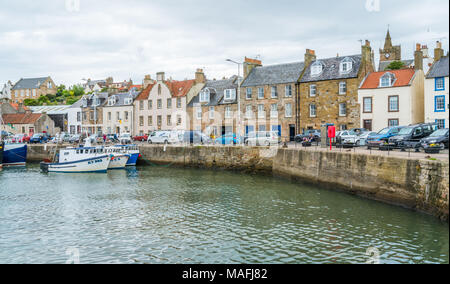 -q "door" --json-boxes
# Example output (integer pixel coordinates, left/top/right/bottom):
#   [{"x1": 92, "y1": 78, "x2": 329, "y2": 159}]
[
  {"x1": 363, "y1": 120, "x2": 373, "y2": 131},
  {"x1": 289, "y1": 125, "x2": 296, "y2": 141}
]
